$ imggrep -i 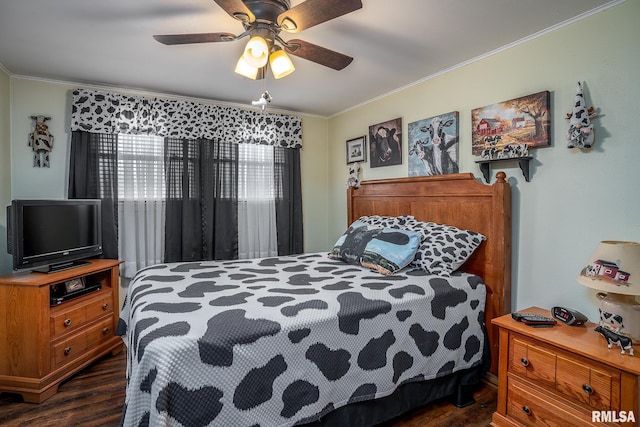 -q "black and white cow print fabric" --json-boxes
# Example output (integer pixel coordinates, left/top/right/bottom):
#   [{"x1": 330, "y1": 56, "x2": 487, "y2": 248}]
[
  {"x1": 117, "y1": 252, "x2": 486, "y2": 427},
  {"x1": 70, "y1": 88, "x2": 302, "y2": 148}
]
